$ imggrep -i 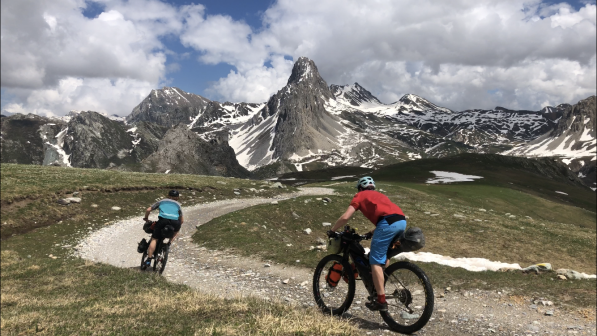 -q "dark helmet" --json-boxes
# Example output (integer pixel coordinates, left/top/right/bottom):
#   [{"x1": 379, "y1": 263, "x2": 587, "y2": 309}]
[{"x1": 168, "y1": 190, "x2": 179, "y2": 197}]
